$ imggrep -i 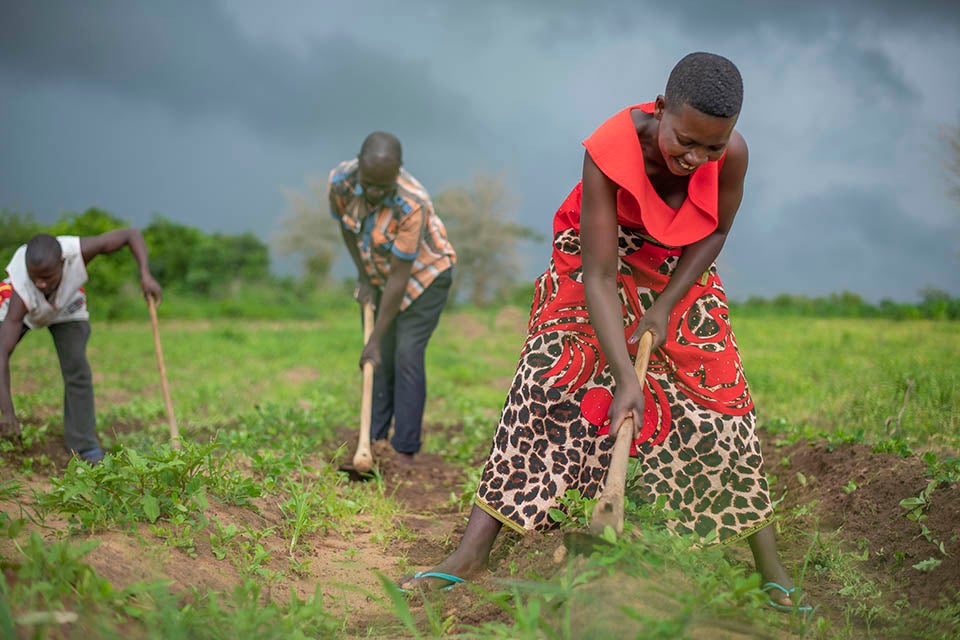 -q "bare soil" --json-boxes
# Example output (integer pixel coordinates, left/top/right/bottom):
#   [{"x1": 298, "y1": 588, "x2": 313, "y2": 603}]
[
  {"x1": 3, "y1": 424, "x2": 959, "y2": 639},
  {"x1": 771, "y1": 438, "x2": 960, "y2": 613}
]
